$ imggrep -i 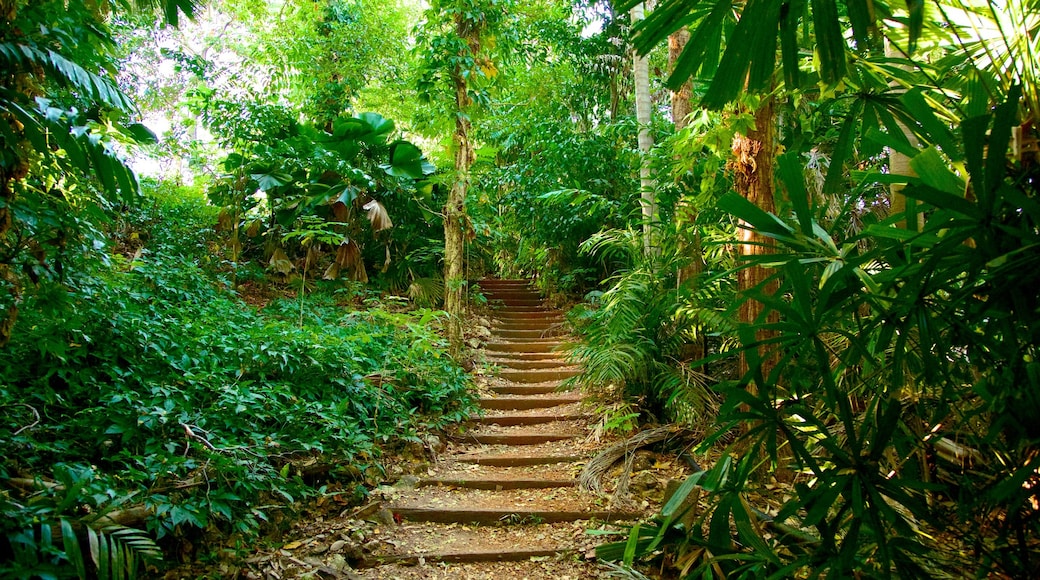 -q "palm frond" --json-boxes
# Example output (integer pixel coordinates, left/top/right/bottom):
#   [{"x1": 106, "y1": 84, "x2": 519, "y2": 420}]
[{"x1": 0, "y1": 43, "x2": 133, "y2": 111}]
